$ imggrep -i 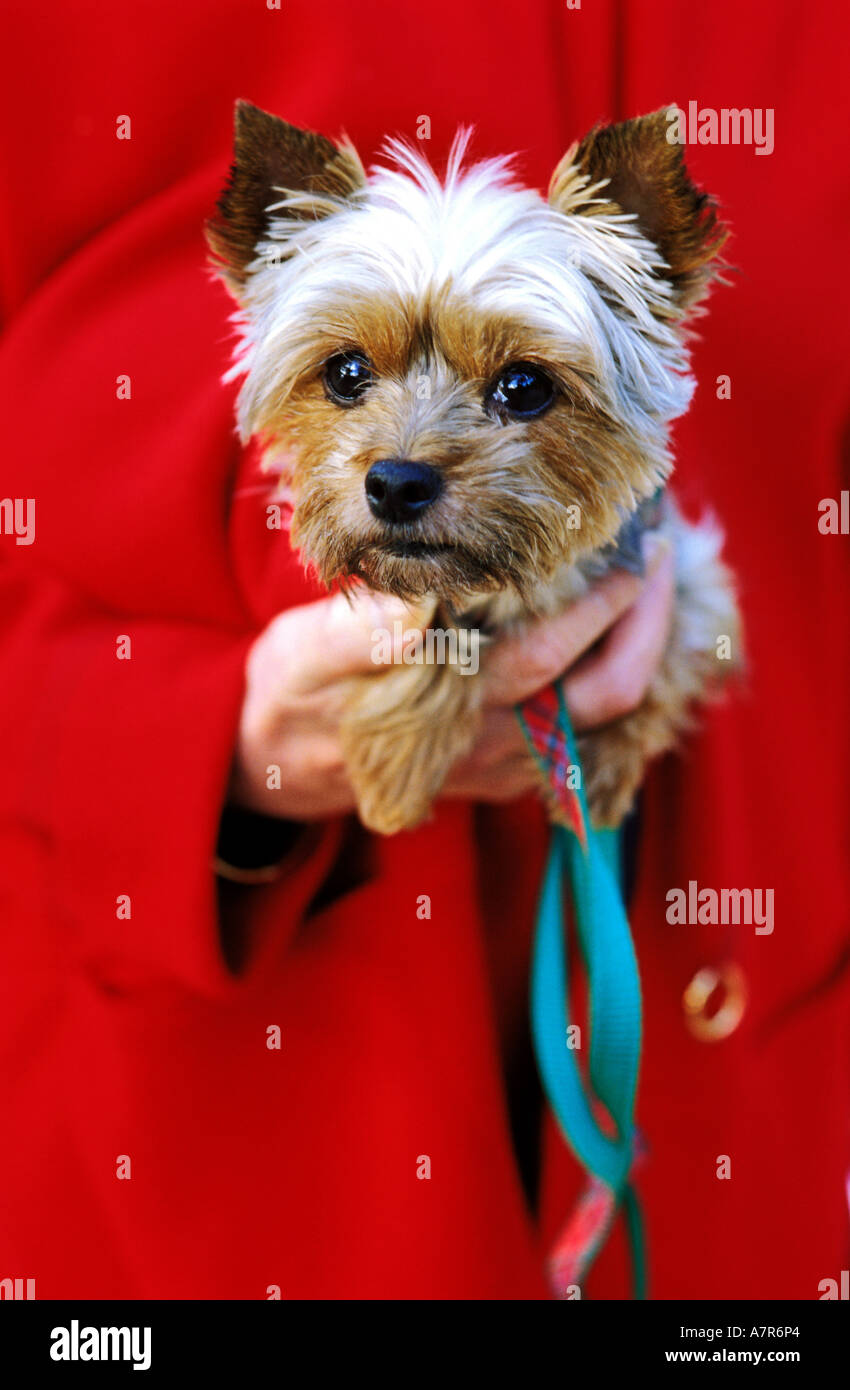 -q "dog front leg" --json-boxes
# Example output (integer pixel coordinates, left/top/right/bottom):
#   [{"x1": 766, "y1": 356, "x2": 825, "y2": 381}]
[{"x1": 340, "y1": 660, "x2": 484, "y2": 835}]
